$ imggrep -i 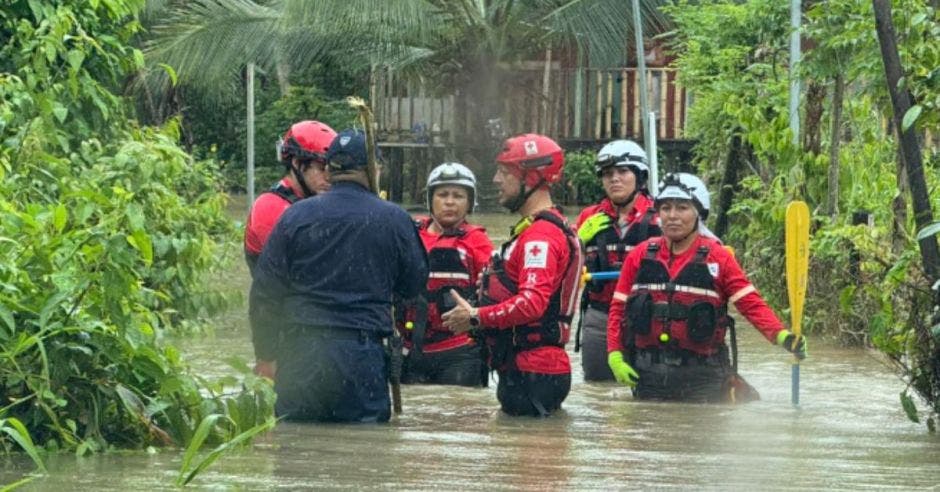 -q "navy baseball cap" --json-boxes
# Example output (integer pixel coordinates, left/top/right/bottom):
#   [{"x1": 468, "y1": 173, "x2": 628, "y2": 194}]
[{"x1": 326, "y1": 129, "x2": 381, "y2": 171}]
